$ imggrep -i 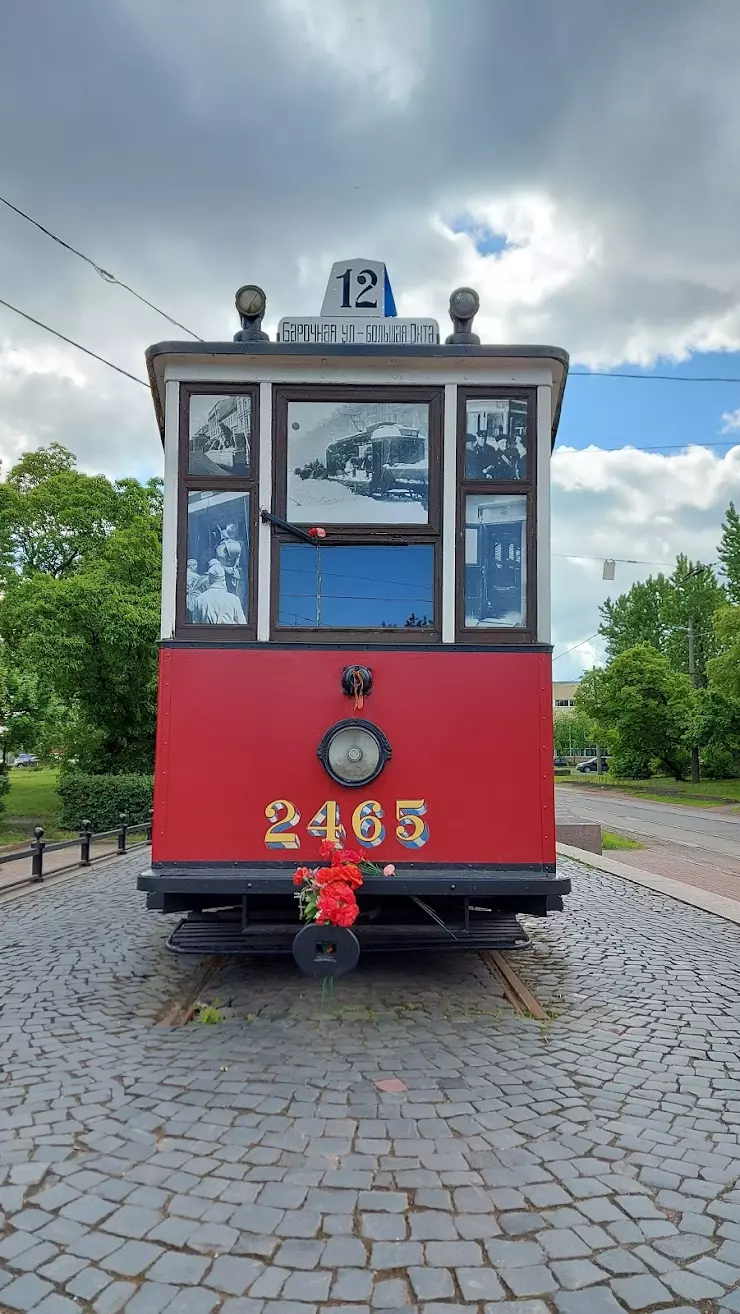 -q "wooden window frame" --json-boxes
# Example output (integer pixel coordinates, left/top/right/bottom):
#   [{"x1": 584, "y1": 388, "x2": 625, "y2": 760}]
[
  {"x1": 271, "y1": 383, "x2": 444, "y2": 644},
  {"x1": 175, "y1": 382, "x2": 259, "y2": 640},
  {"x1": 455, "y1": 386, "x2": 538, "y2": 644}
]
